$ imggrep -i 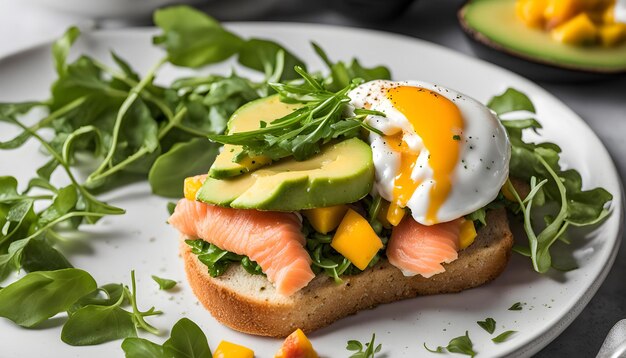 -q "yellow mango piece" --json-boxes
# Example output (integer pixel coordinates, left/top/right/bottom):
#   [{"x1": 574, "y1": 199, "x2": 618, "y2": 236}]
[
  {"x1": 544, "y1": 0, "x2": 581, "y2": 28},
  {"x1": 603, "y1": 4, "x2": 615, "y2": 24},
  {"x1": 275, "y1": 329, "x2": 319, "y2": 358},
  {"x1": 213, "y1": 341, "x2": 254, "y2": 358},
  {"x1": 551, "y1": 13, "x2": 599, "y2": 44},
  {"x1": 600, "y1": 23, "x2": 626, "y2": 46},
  {"x1": 501, "y1": 181, "x2": 517, "y2": 202},
  {"x1": 386, "y1": 202, "x2": 406, "y2": 227},
  {"x1": 459, "y1": 220, "x2": 477, "y2": 250},
  {"x1": 331, "y1": 209, "x2": 383, "y2": 270},
  {"x1": 183, "y1": 175, "x2": 205, "y2": 201},
  {"x1": 302, "y1": 205, "x2": 349, "y2": 234},
  {"x1": 516, "y1": 0, "x2": 548, "y2": 28}
]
